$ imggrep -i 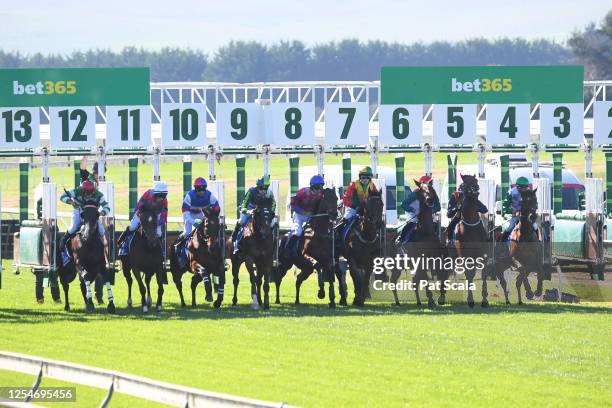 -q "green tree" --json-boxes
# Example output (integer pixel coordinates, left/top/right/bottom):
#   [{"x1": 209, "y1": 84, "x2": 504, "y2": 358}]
[{"x1": 569, "y1": 10, "x2": 612, "y2": 79}]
